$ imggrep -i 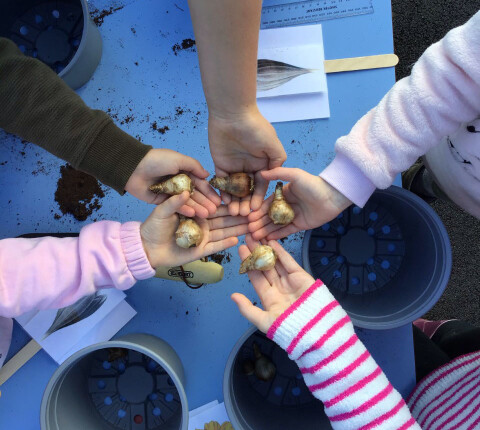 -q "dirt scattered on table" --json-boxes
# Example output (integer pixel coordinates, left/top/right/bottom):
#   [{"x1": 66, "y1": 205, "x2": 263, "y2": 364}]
[
  {"x1": 106, "y1": 108, "x2": 119, "y2": 121},
  {"x1": 31, "y1": 160, "x2": 49, "y2": 176},
  {"x1": 121, "y1": 115, "x2": 134, "y2": 125},
  {"x1": 209, "y1": 252, "x2": 232, "y2": 265},
  {"x1": 134, "y1": 61, "x2": 139, "y2": 66},
  {"x1": 90, "y1": 6, "x2": 124, "y2": 26},
  {"x1": 172, "y1": 38, "x2": 196, "y2": 55},
  {"x1": 175, "y1": 107, "x2": 184, "y2": 116},
  {"x1": 54, "y1": 164, "x2": 105, "y2": 221},
  {"x1": 130, "y1": 27, "x2": 136, "y2": 34},
  {"x1": 151, "y1": 122, "x2": 169, "y2": 134}
]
